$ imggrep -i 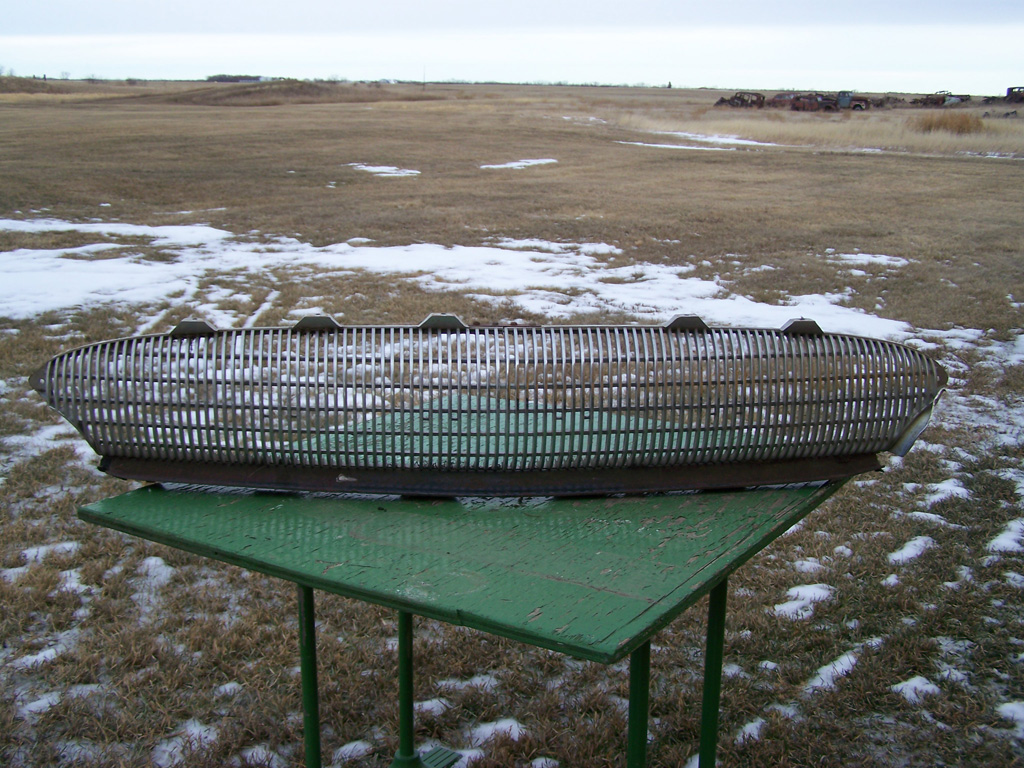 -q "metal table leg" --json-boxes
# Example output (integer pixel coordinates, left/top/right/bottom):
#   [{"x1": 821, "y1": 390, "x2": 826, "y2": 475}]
[
  {"x1": 700, "y1": 578, "x2": 729, "y2": 768},
  {"x1": 298, "y1": 585, "x2": 322, "y2": 768},
  {"x1": 390, "y1": 611, "x2": 461, "y2": 768},
  {"x1": 391, "y1": 610, "x2": 420, "y2": 766},
  {"x1": 627, "y1": 640, "x2": 652, "y2": 767}
]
